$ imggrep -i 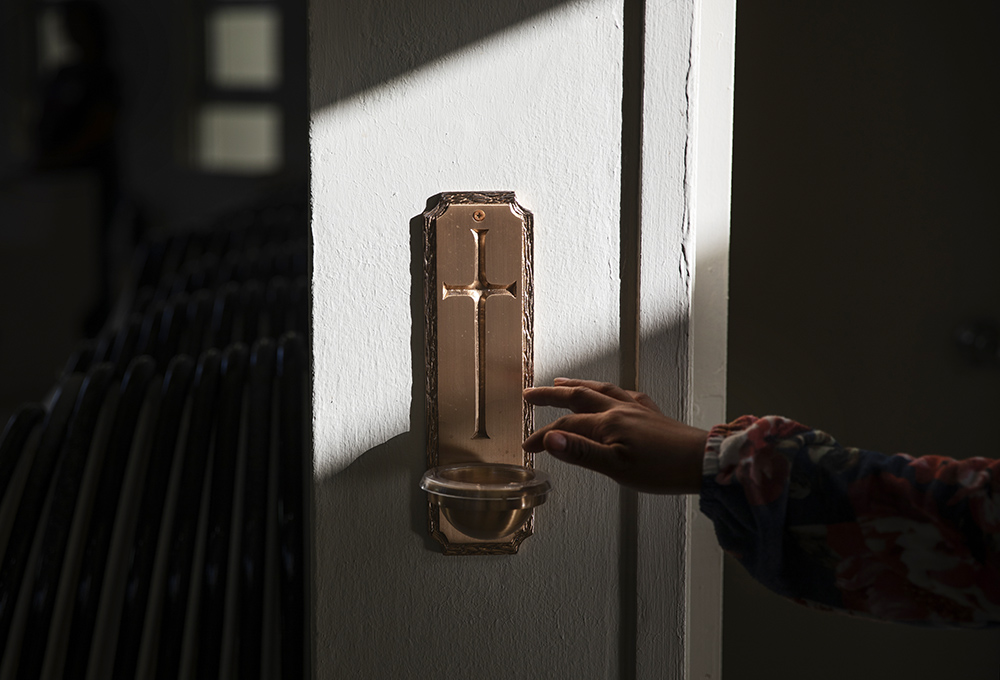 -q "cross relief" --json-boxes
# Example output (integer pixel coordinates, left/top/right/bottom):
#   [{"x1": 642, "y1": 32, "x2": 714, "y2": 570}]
[{"x1": 442, "y1": 228, "x2": 517, "y2": 440}]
